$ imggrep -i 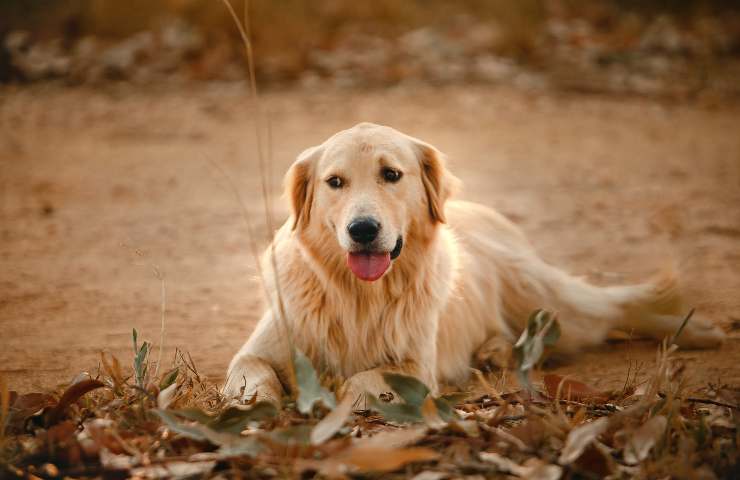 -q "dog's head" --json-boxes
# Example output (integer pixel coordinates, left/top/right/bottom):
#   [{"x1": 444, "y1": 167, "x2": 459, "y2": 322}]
[{"x1": 285, "y1": 123, "x2": 459, "y2": 282}]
